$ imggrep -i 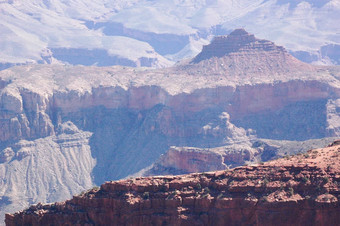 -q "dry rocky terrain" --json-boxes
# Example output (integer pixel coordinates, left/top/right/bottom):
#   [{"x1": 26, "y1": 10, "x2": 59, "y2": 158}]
[
  {"x1": 6, "y1": 140, "x2": 340, "y2": 225},
  {"x1": 0, "y1": 29, "x2": 340, "y2": 223}
]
